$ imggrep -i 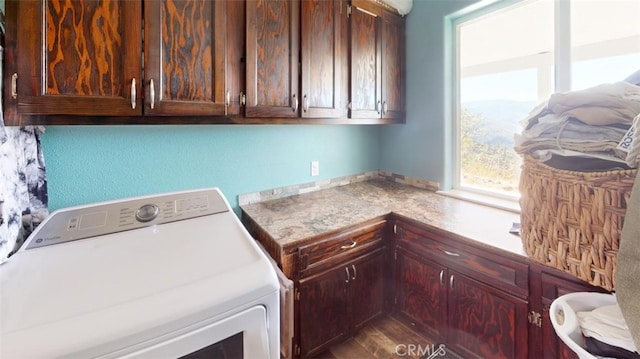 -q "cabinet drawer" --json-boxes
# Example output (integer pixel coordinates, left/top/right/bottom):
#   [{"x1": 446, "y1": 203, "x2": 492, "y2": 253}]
[
  {"x1": 396, "y1": 222, "x2": 528, "y2": 298},
  {"x1": 298, "y1": 219, "x2": 386, "y2": 274}
]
